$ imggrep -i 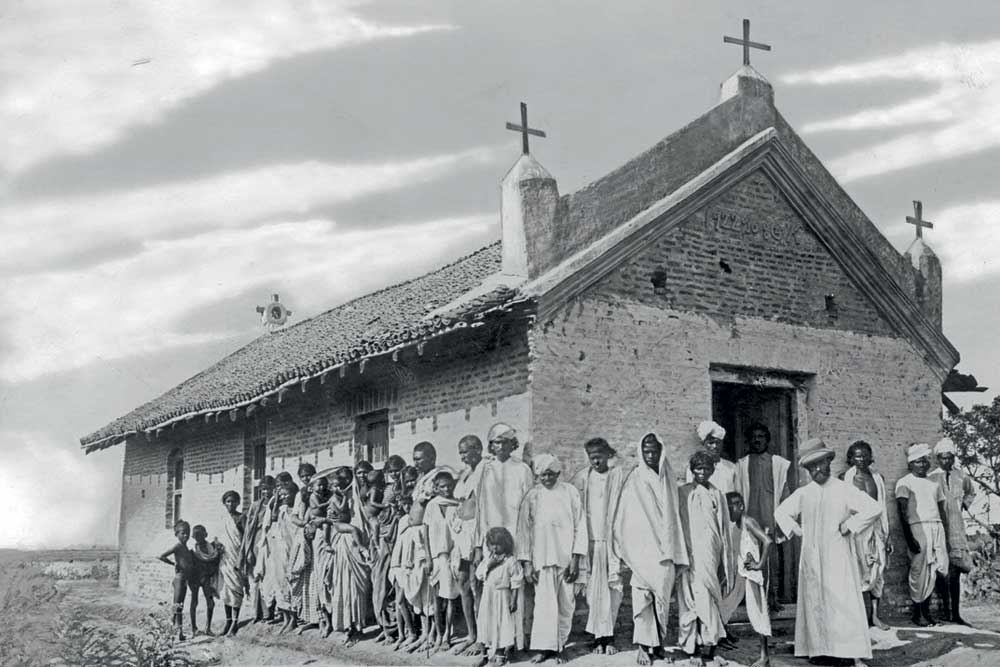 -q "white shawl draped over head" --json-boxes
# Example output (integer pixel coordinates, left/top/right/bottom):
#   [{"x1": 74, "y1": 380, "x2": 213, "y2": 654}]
[{"x1": 611, "y1": 432, "x2": 689, "y2": 596}]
